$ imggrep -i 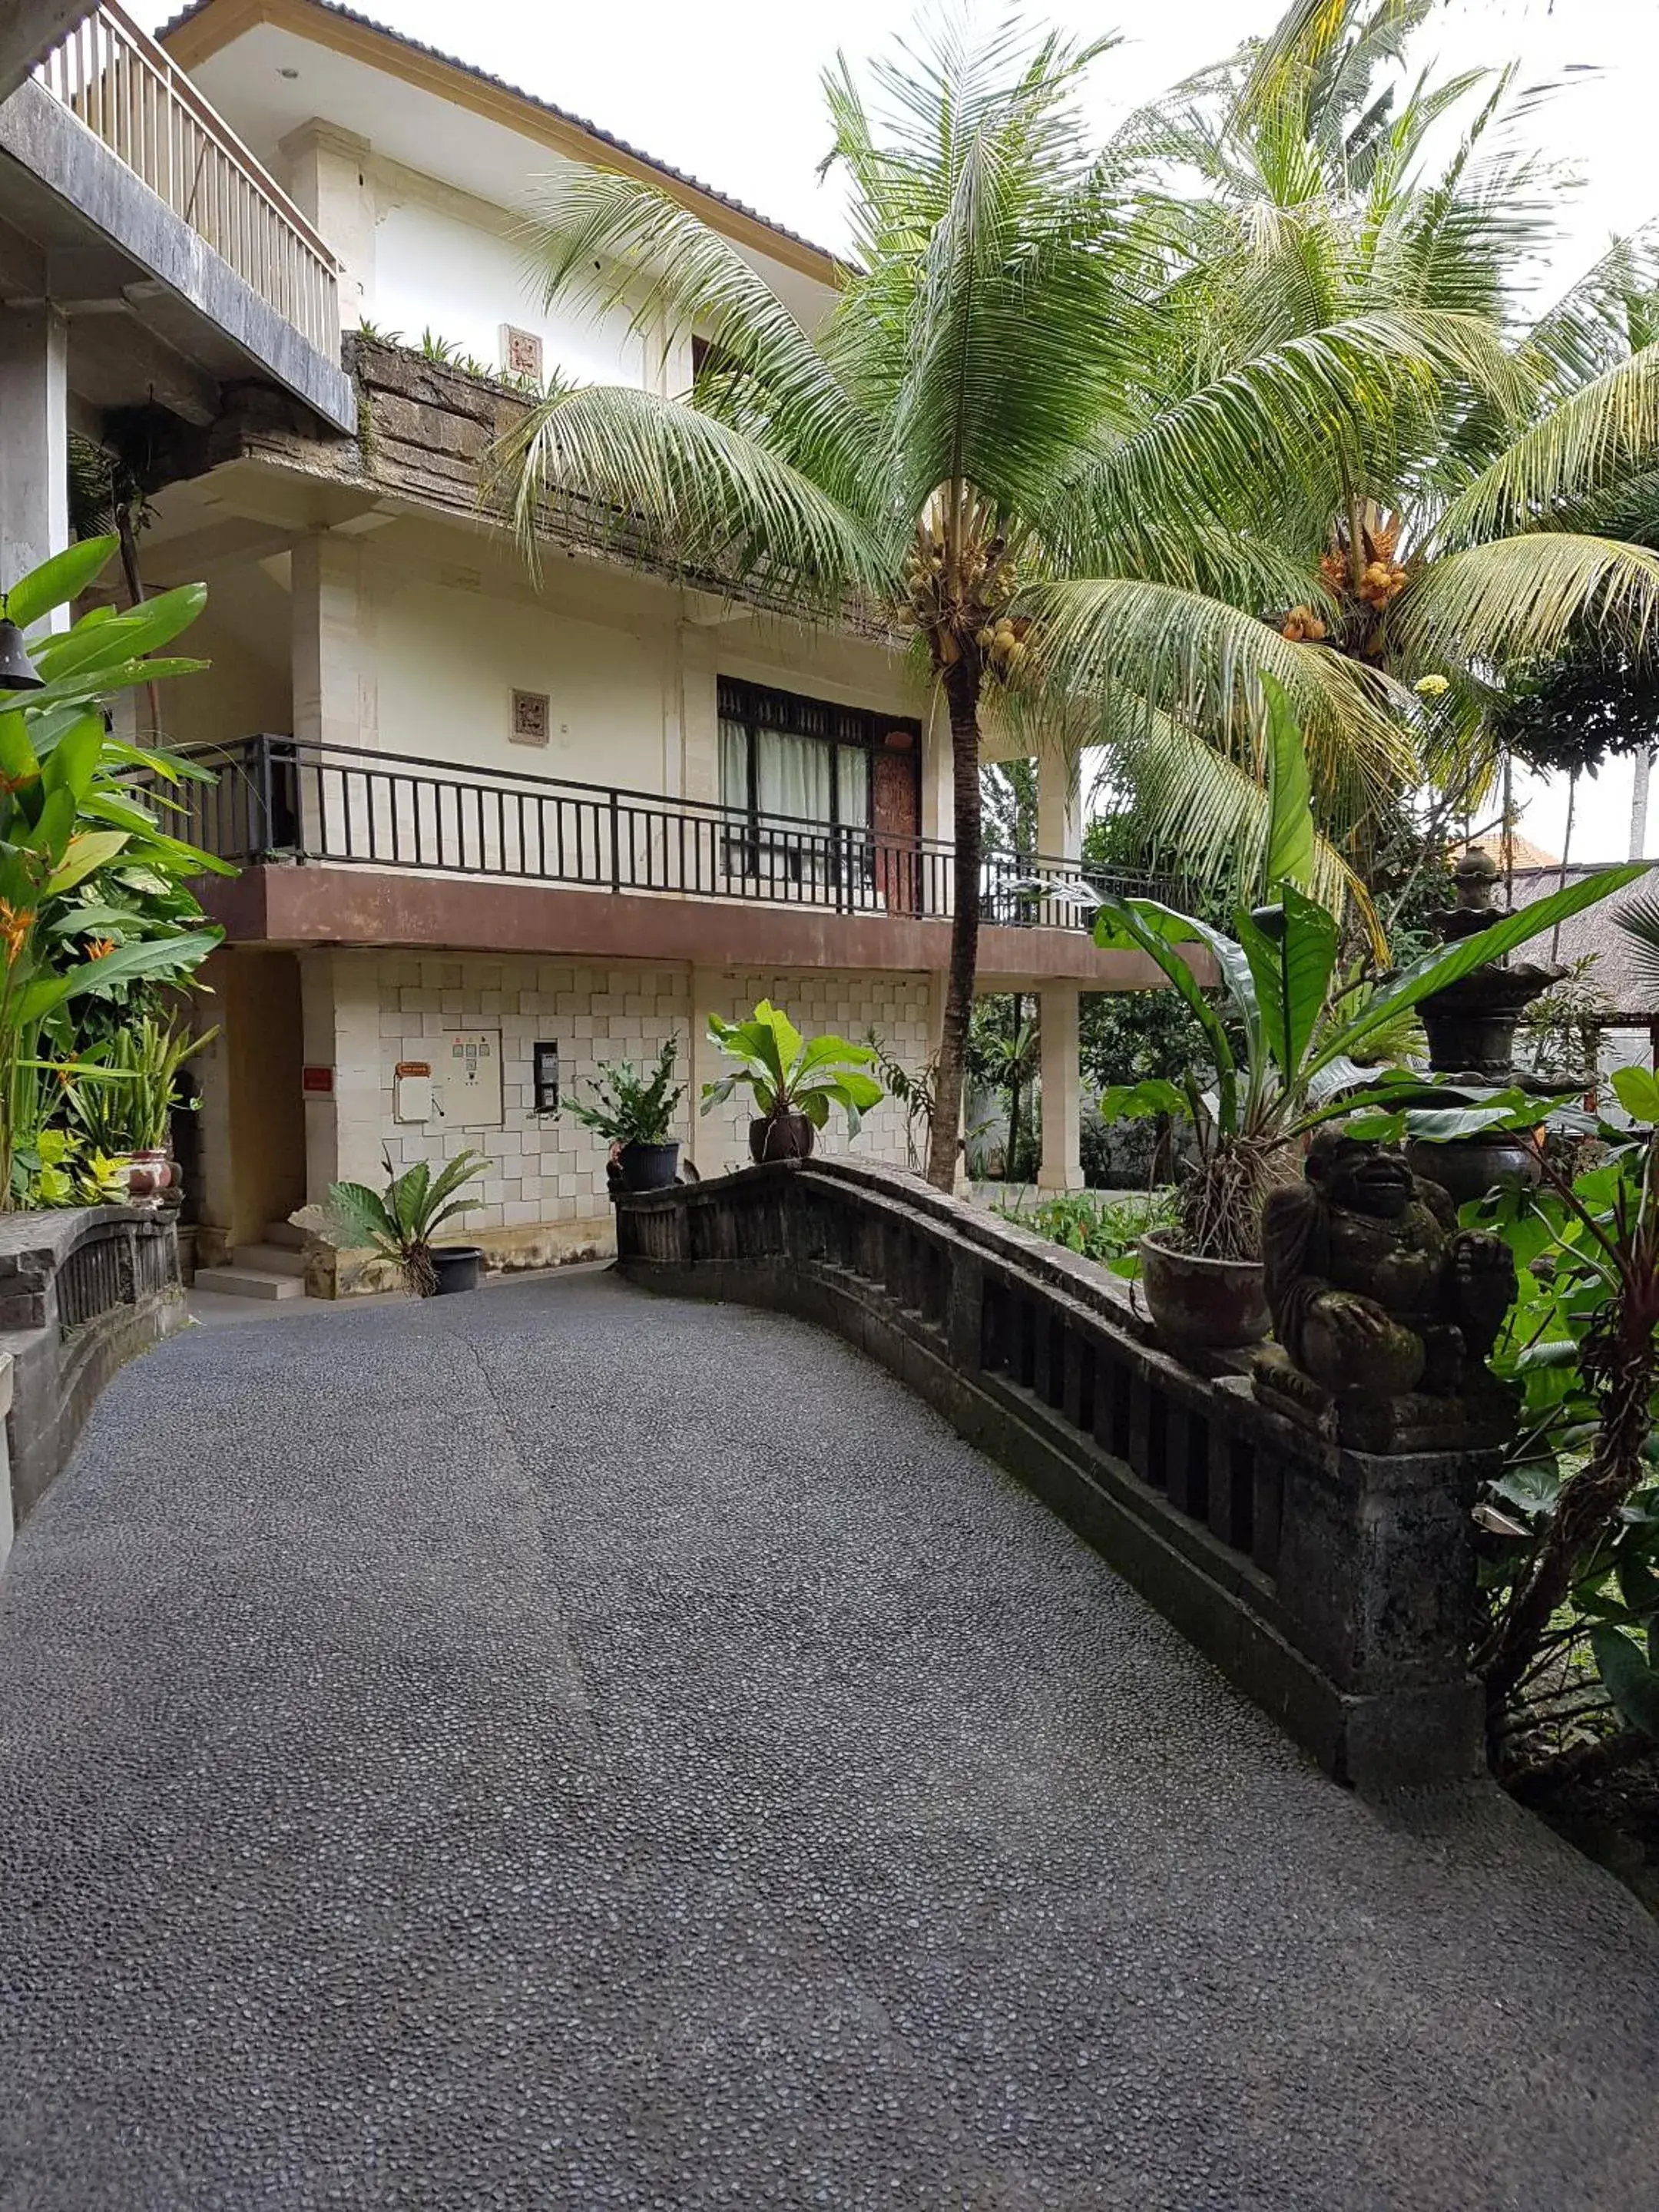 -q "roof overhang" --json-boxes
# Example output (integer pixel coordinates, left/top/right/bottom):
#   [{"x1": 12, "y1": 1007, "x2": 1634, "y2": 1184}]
[{"x1": 159, "y1": 0, "x2": 843, "y2": 300}]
